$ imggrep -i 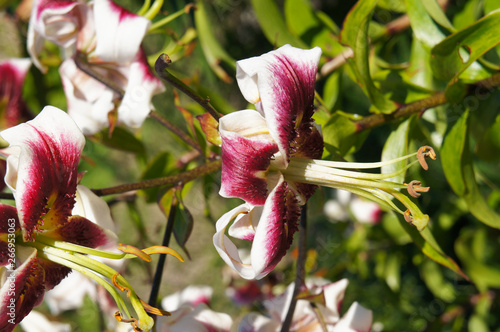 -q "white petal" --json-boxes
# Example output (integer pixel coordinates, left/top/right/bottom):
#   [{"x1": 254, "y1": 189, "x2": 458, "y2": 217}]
[
  {"x1": 213, "y1": 204, "x2": 260, "y2": 280},
  {"x1": 93, "y1": 0, "x2": 150, "y2": 64},
  {"x1": 161, "y1": 285, "x2": 213, "y2": 312},
  {"x1": 332, "y1": 302, "x2": 373, "y2": 332},
  {"x1": 59, "y1": 59, "x2": 114, "y2": 134},
  {"x1": 117, "y1": 57, "x2": 164, "y2": 128},
  {"x1": 20, "y1": 311, "x2": 71, "y2": 332},
  {"x1": 43, "y1": 272, "x2": 97, "y2": 315}
]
